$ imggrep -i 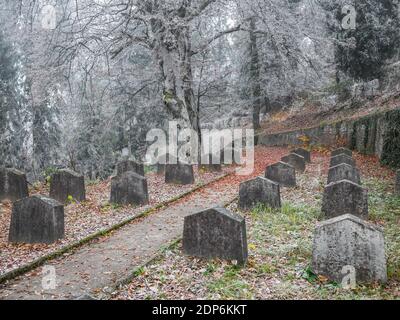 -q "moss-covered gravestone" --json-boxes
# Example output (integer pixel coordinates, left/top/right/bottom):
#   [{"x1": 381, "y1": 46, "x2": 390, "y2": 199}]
[
  {"x1": 116, "y1": 160, "x2": 145, "y2": 177},
  {"x1": 183, "y1": 207, "x2": 248, "y2": 265},
  {"x1": 292, "y1": 148, "x2": 311, "y2": 163},
  {"x1": 312, "y1": 214, "x2": 387, "y2": 284},
  {"x1": 330, "y1": 154, "x2": 356, "y2": 168},
  {"x1": 265, "y1": 161, "x2": 296, "y2": 187},
  {"x1": 322, "y1": 180, "x2": 368, "y2": 220},
  {"x1": 9, "y1": 195, "x2": 64, "y2": 244},
  {"x1": 110, "y1": 171, "x2": 149, "y2": 206},
  {"x1": 0, "y1": 168, "x2": 29, "y2": 202},
  {"x1": 328, "y1": 163, "x2": 361, "y2": 185},
  {"x1": 281, "y1": 153, "x2": 306, "y2": 173},
  {"x1": 165, "y1": 162, "x2": 195, "y2": 185},
  {"x1": 331, "y1": 147, "x2": 353, "y2": 158},
  {"x1": 50, "y1": 169, "x2": 86, "y2": 204},
  {"x1": 239, "y1": 177, "x2": 281, "y2": 210}
]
